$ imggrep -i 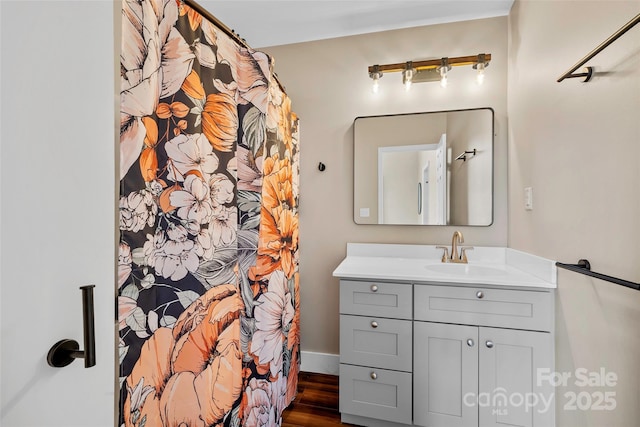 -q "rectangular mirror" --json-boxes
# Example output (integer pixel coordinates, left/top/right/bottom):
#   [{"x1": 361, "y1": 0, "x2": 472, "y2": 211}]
[{"x1": 354, "y1": 108, "x2": 493, "y2": 226}]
